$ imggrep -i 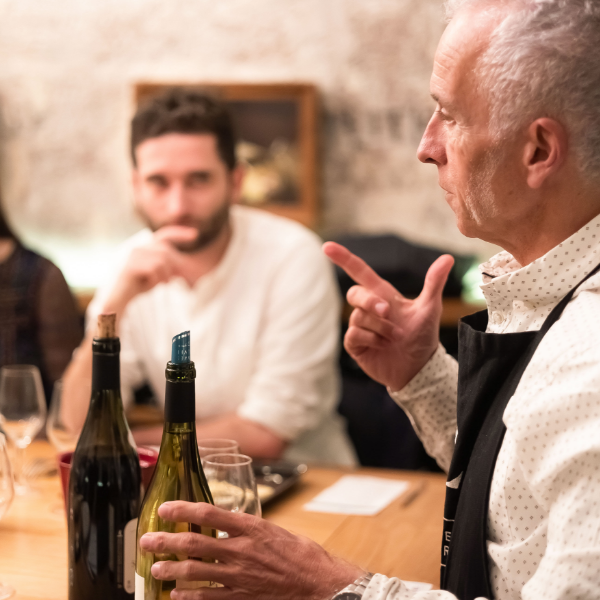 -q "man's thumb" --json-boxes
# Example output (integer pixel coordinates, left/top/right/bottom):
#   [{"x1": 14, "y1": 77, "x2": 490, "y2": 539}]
[{"x1": 420, "y1": 254, "x2": 455, "y2": 303}]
